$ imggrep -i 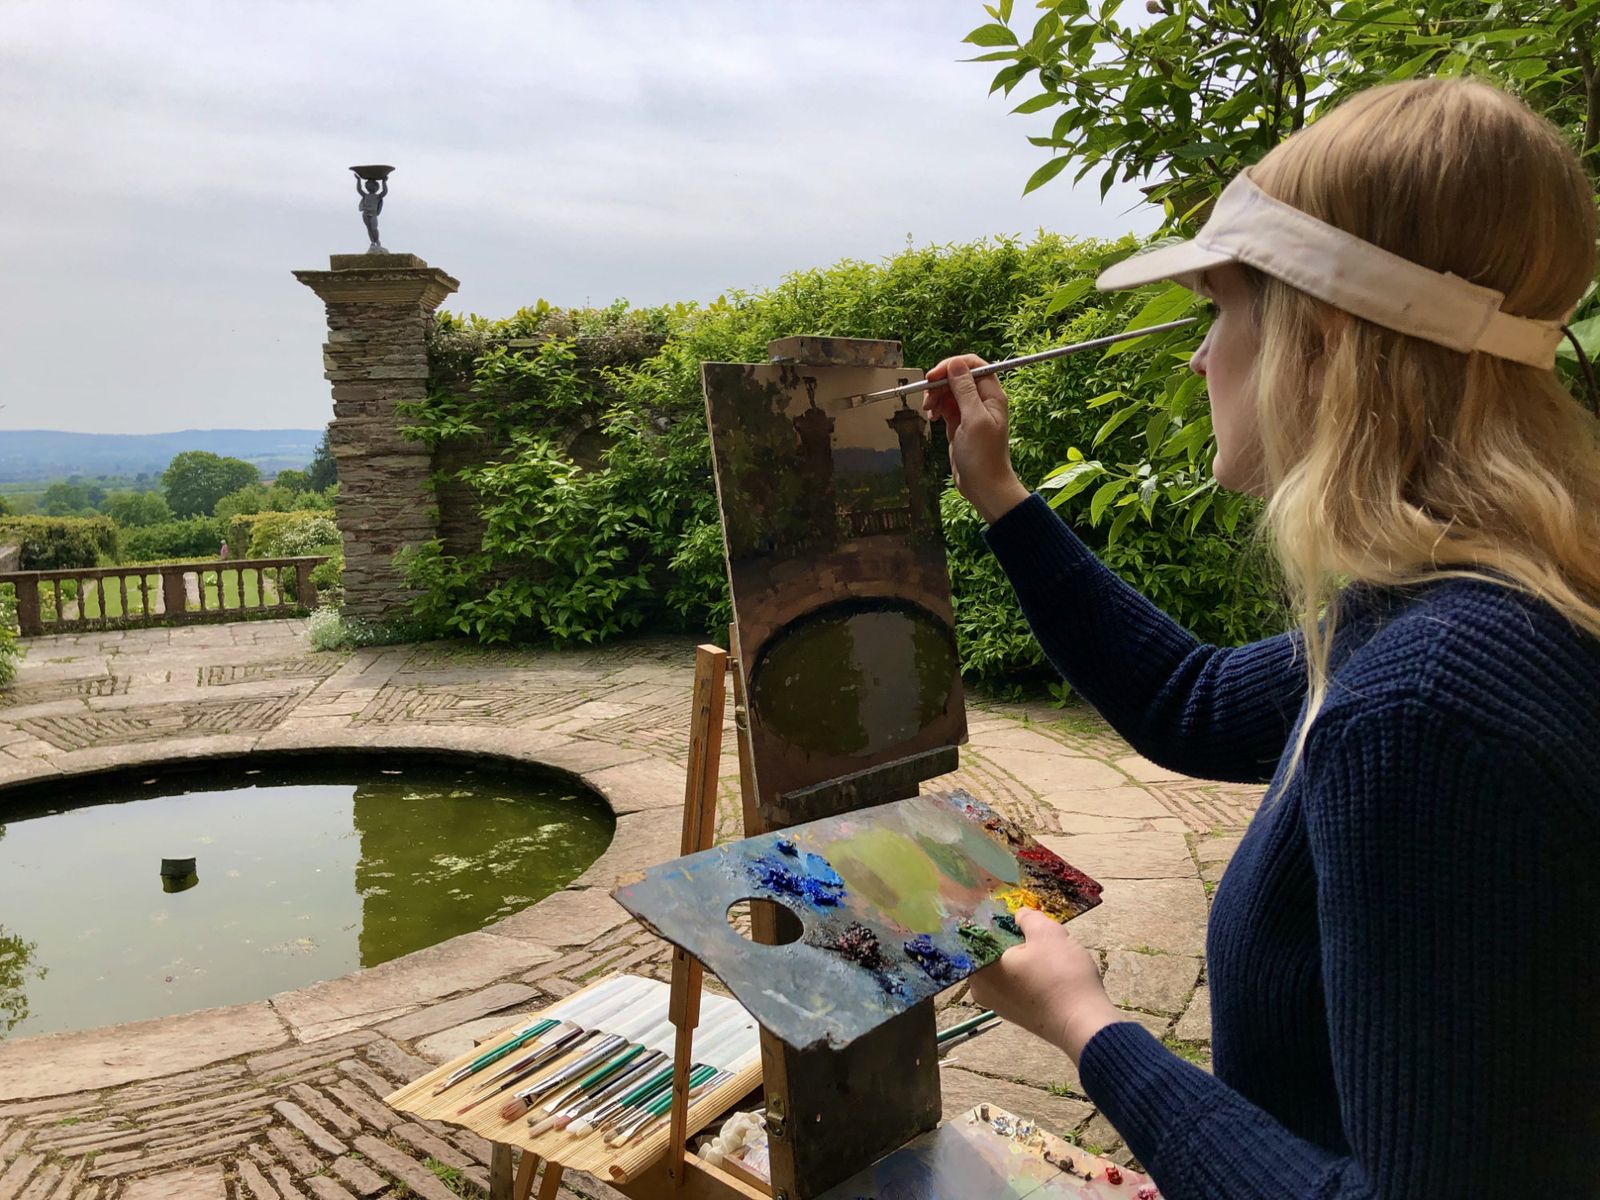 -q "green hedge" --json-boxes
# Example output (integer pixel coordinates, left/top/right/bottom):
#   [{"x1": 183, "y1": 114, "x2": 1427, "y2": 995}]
[
  {"x1": 402, "y1": 237, "x2": 1285, "y2": 689},
  {"x1": 0, "y1": 515, "x2": 119, "y2": 570},
  {"x1": 118, "y1": 518, "x2": 226, "y2": 563}
]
